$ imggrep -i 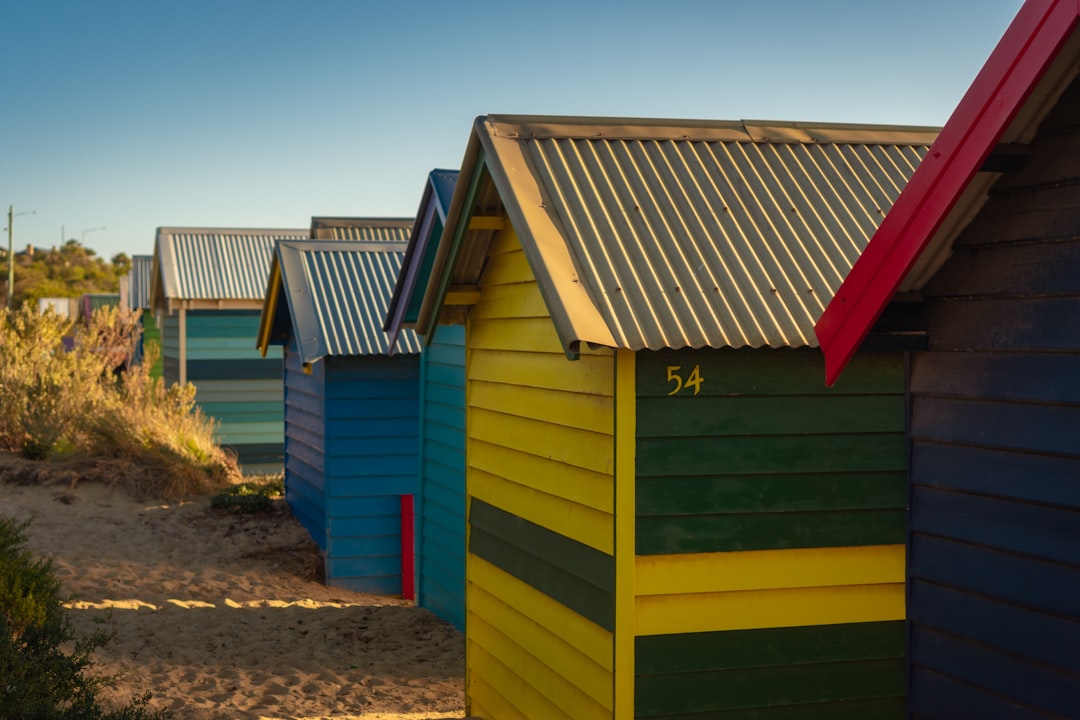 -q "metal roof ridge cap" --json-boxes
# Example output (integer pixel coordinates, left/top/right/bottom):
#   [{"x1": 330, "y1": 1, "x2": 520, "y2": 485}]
[
  {"x1": 156, "y1": 226, "x2": 309, "y2": 236},
  {"x1": 483, "y1": 114, "x2": 940, "y2": 144}
]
